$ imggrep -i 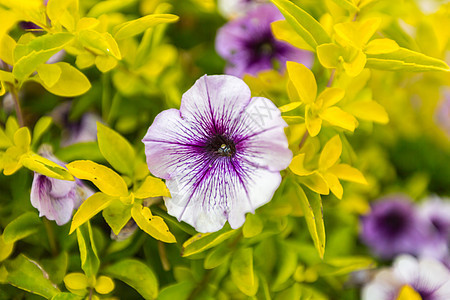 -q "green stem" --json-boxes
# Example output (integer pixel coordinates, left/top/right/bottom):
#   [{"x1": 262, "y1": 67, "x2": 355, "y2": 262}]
[
  {"x1": 43, "y1": 218, "x2": 58, "y2": 256},
  {"x1": 298, "y1": 131, "x2": 309, "y2": 150},
  {"x1": 187, "y1": 270, "x2": 212, "y2": 300},
  {"x1": 157, "y1": 241, "x2": 171, "y2": 271},
  {"x1": 327, "y1": 69, "x2": 336, "y2": 87}
]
